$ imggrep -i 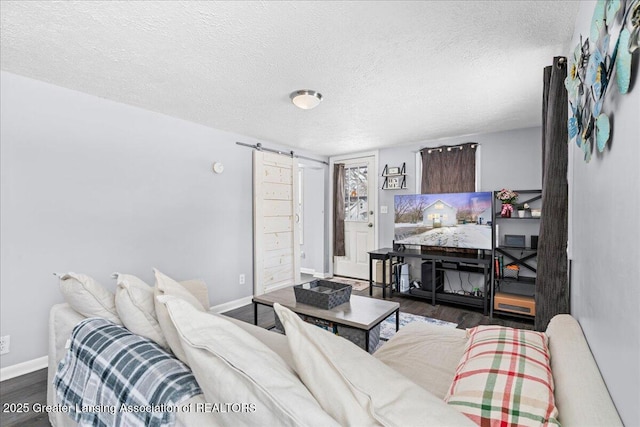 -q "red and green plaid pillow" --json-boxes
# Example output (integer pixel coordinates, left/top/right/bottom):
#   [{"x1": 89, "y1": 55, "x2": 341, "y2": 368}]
[{"x1": 445, "y1": 326, "x2": 560, "y2": 426}]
